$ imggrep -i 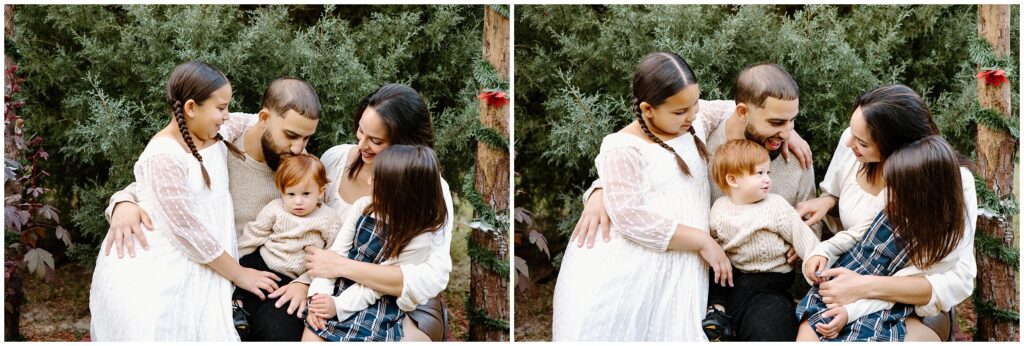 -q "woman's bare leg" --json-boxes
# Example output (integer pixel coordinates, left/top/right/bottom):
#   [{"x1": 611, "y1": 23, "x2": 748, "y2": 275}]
[
  {"x1": 400, "y1": 315, "x2": 432, "y2": 342},
  {"x1": 796, "y1": 319, "x2": 820, "y2": 342},
  {"x1": 301, "y1": 328, "x2": 326, "y2": 342},
  {"x1": 904, "y1": 316, "x2": 941, "y2": 341}
]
